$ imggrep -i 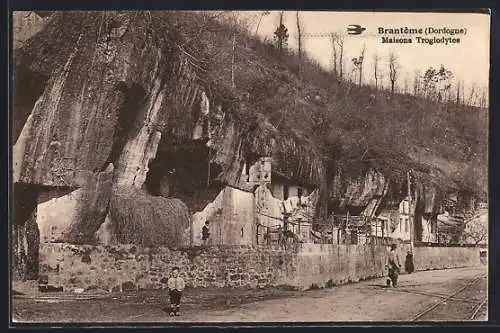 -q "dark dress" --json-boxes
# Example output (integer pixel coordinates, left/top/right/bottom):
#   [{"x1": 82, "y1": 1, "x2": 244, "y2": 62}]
[{"x1": 405, "y1": 252, "x2": 415, "y2": 273}]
